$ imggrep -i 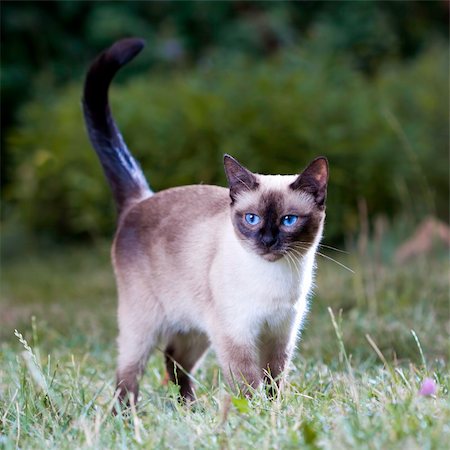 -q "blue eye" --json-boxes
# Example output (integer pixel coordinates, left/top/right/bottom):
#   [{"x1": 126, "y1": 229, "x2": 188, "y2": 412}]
[
  {"x1": 282, "y1": 215, "x2": 298, "y2": 227},
  {"x1": 245, "y1": 213, "x2": 261, "y2": 225}
]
